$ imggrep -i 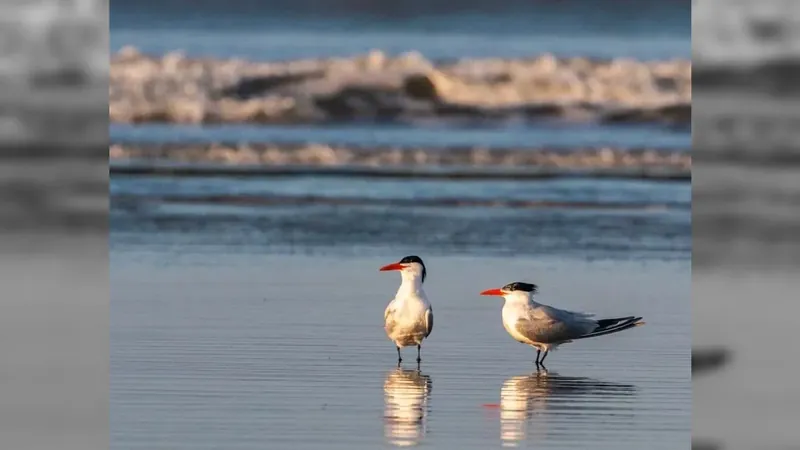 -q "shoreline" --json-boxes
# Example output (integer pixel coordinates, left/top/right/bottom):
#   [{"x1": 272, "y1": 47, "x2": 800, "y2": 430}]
[{"x1": 110, "y1": 47, "x2": 691, "y2": 126}]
